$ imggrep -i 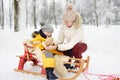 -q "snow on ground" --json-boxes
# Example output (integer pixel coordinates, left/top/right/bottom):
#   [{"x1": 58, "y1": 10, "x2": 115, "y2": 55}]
[{"x1": 0, "y1": 25, "x2": 120, "y2": 80}]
